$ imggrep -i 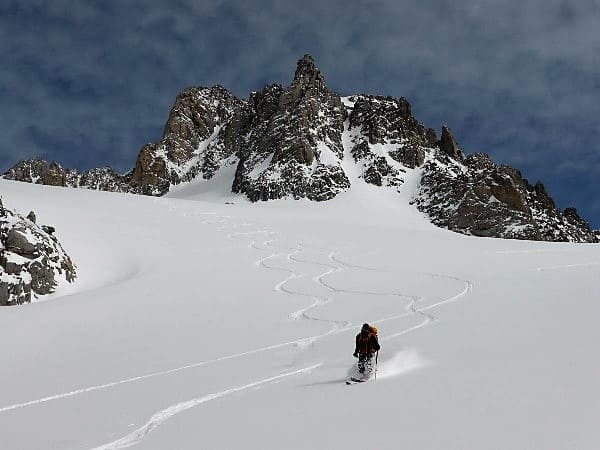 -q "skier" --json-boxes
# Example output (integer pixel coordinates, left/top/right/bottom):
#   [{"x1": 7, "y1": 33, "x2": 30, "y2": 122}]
[{"x1": 353, "y1": 323, "x2": 380, "y2": 380}]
